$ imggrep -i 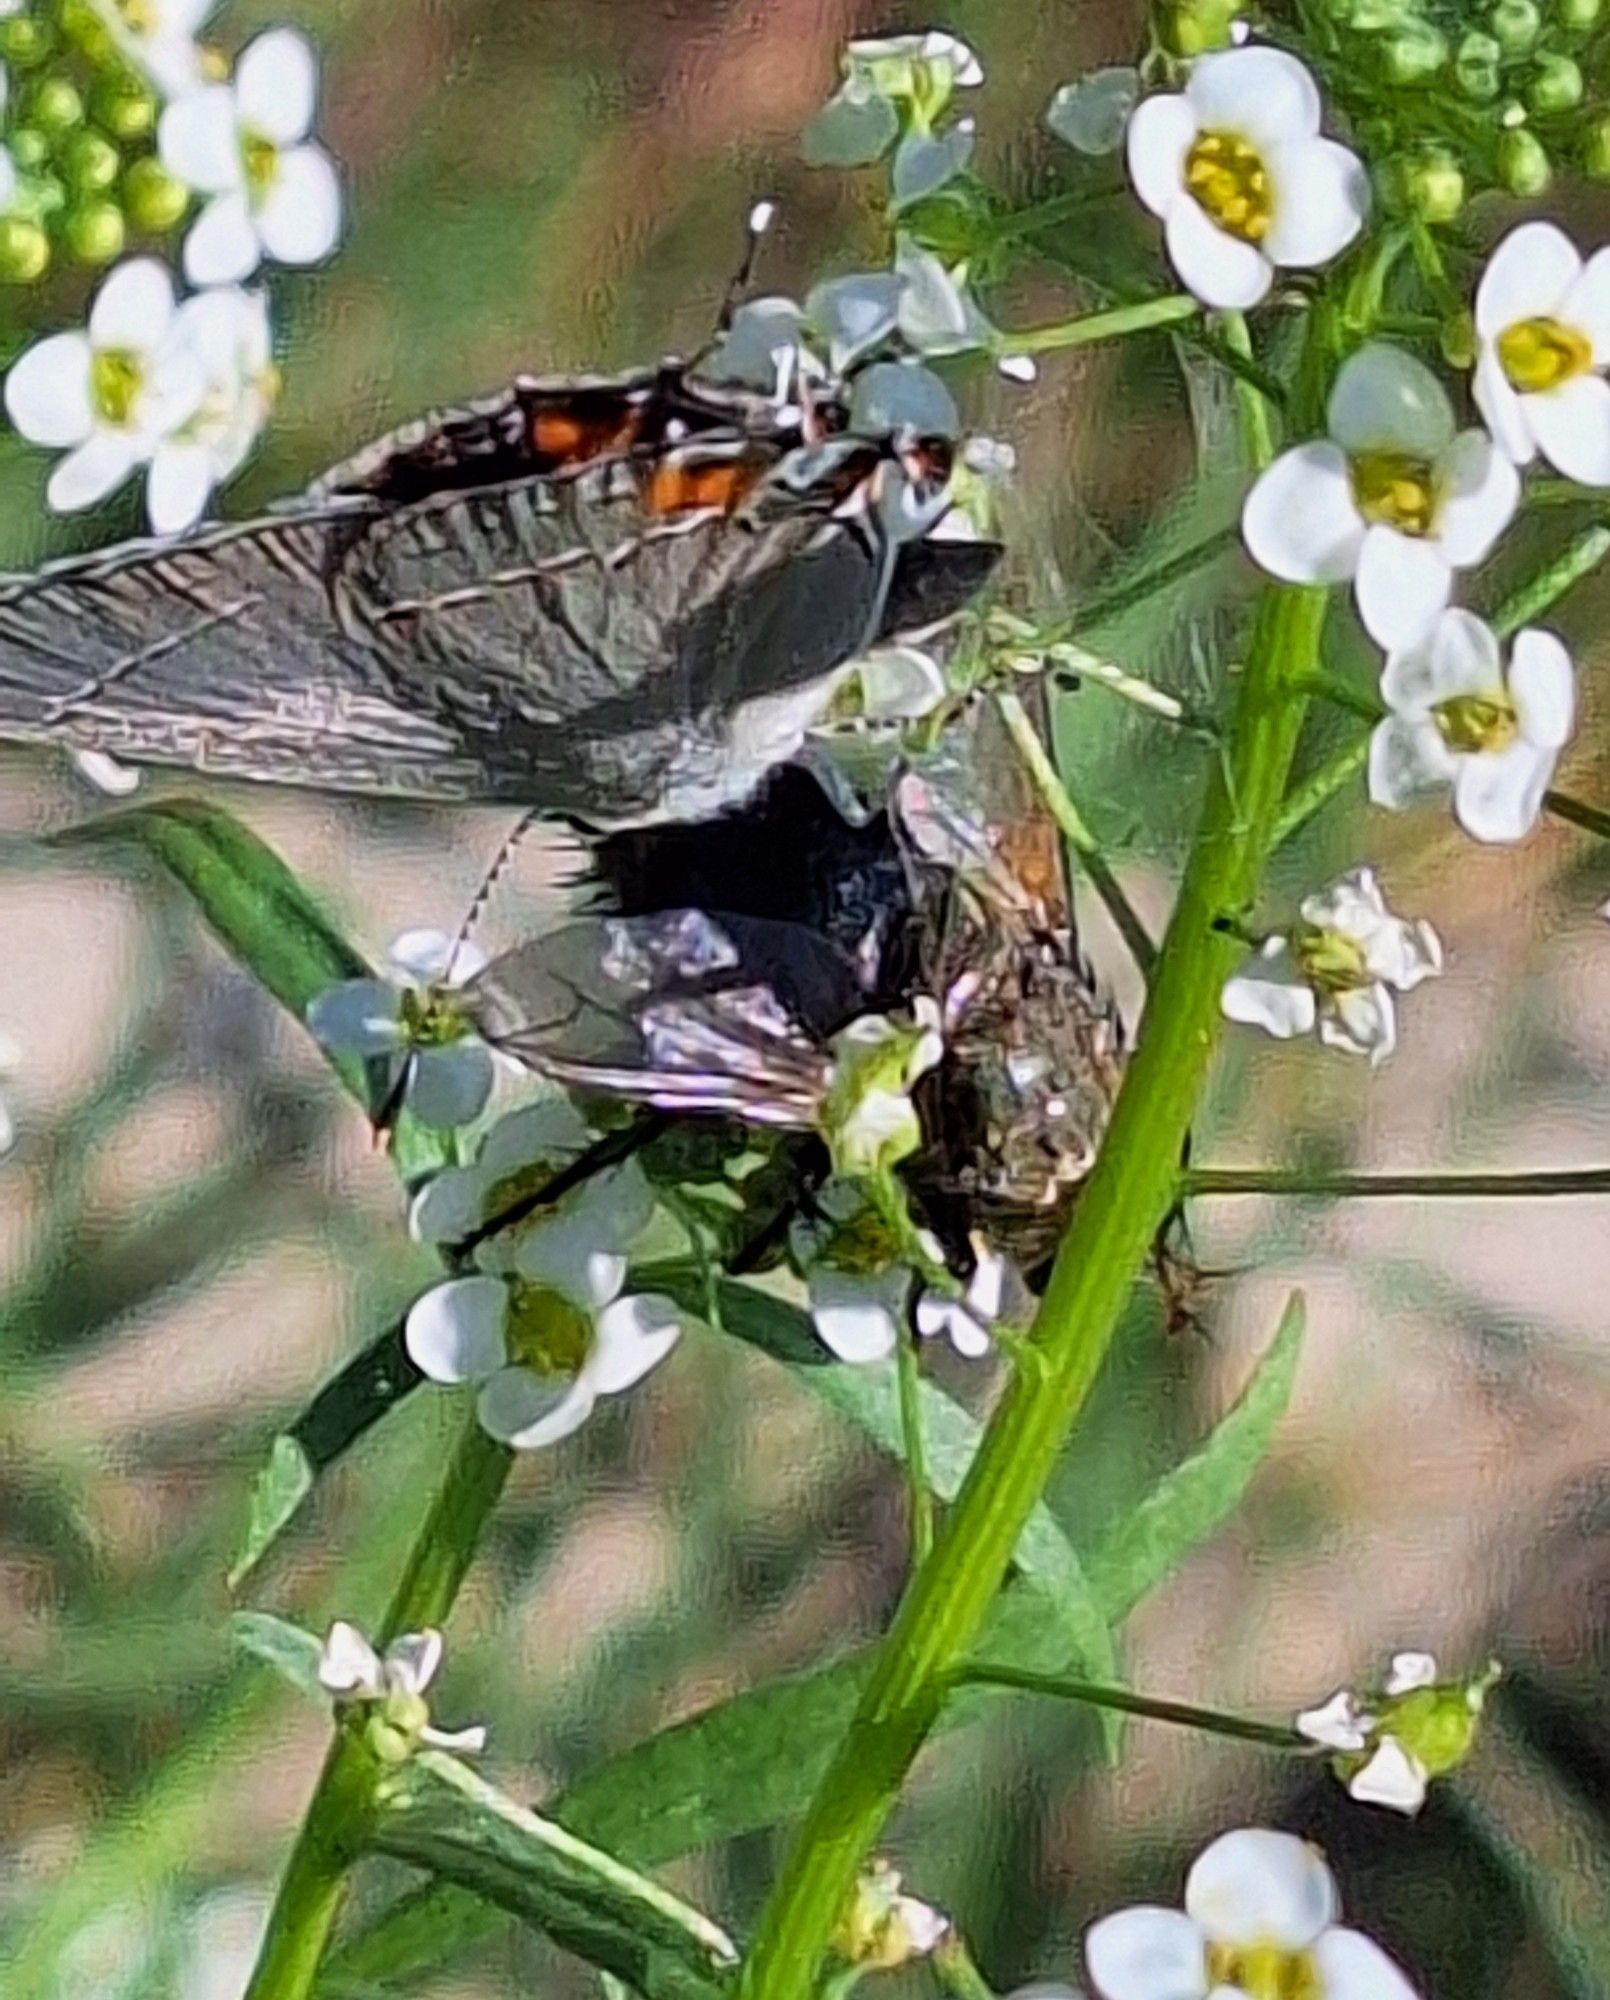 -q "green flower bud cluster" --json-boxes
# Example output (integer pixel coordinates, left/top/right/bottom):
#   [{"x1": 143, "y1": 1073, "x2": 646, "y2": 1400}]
[
  {"x1": 0, "y1": 2, "x2": 190, "y2": 288},
  {"x1": 1300, "y1": 0, "x2": 1610, "y2": 218}
]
